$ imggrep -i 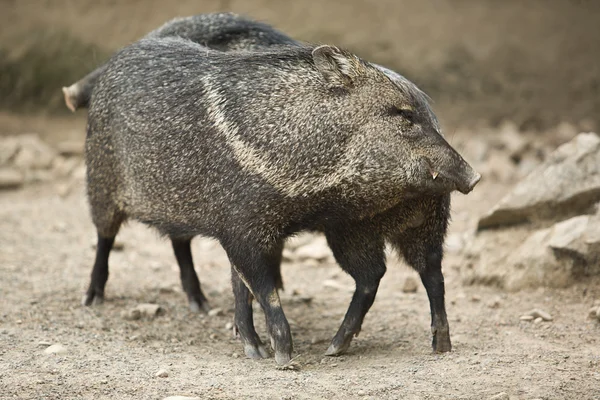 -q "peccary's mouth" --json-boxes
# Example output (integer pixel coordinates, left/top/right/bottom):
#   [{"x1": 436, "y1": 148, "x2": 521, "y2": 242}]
[{"x1": 423, "y1": 157, "x2": 481, "y2": 195}]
